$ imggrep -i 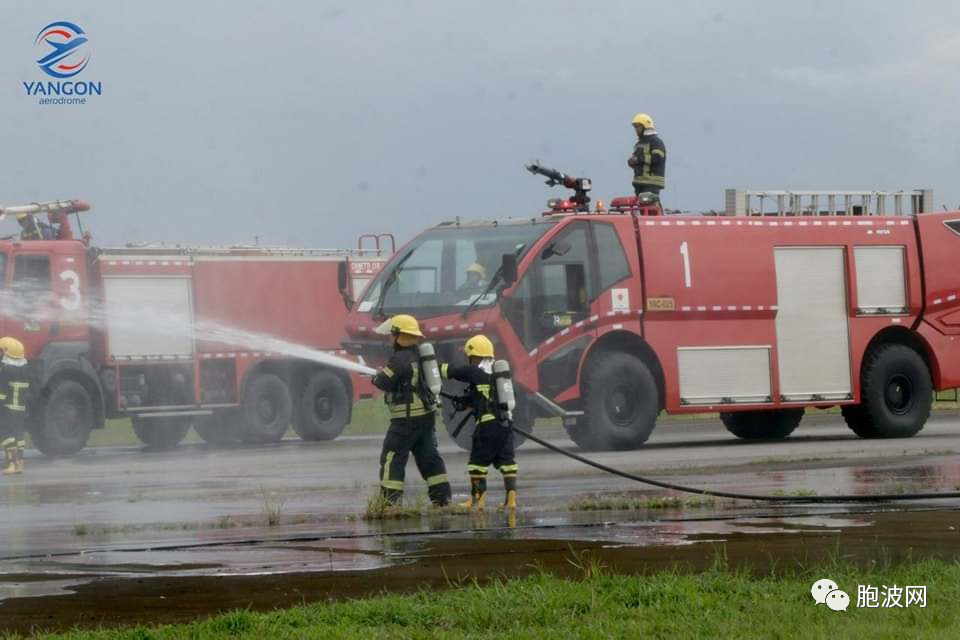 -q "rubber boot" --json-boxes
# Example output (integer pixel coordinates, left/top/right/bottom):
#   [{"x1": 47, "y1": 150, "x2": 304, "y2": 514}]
[
  {"x1": 500, "y1": 475, "x2": 517, "y2": 510},
  {"x1": 2, "y1": 449, "x2": 17, "y2": 475},
  {"x1": 15, "y1": 444, "x2": 25, "y2": 474},
  {"x1": 428, "y1": 481, "x2": 452, "y2": 508},
  {"x1": 460, "y1": 477, "x2": 487, "y2": 510},
  {"x1": 380, "y1": 487, "x2": 403, "y2": 506}
]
